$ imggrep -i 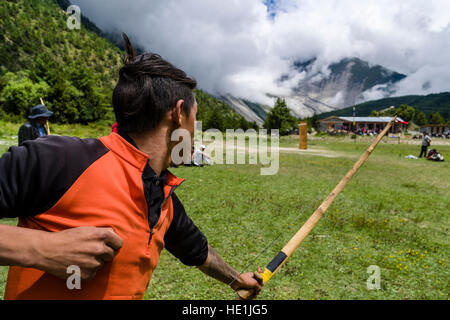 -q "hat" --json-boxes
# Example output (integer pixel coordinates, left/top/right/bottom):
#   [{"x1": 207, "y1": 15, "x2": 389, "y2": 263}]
[
  {"x1": 200, "y1": 145, "x2": 206, "y2": 150},
  {"x1": 28, "y1": 104, "x2": 53, "y2": 119}
]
